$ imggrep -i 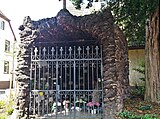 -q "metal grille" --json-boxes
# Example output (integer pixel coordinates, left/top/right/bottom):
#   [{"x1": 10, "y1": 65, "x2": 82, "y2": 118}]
[{"x1": 30, "y1": 45, "x2": 103, "y2": 119}]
